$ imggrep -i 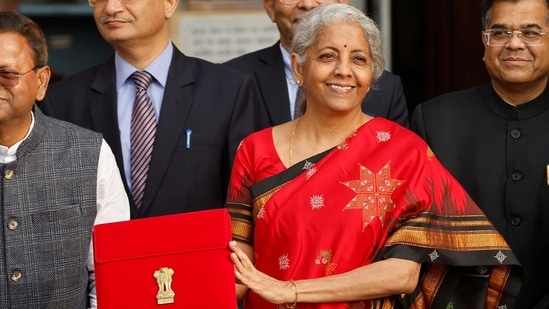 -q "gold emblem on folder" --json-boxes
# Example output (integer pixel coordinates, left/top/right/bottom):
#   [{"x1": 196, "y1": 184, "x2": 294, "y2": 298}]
[{"x1": 154, "y1": 267, "x2": 175, "y2": 304}]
